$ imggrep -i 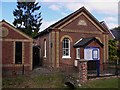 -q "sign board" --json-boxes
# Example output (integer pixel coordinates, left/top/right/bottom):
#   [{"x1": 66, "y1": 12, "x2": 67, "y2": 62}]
[{"x1": 84, "y1": 47, "x2": 100, "y2": 60}]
